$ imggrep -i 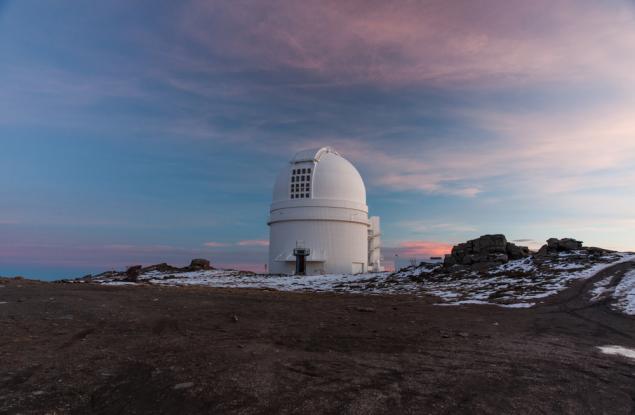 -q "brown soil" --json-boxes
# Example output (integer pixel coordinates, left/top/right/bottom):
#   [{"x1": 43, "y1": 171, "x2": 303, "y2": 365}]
[{"x1": 1, "y1": 262, "x2": 634, "y2": 414}]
